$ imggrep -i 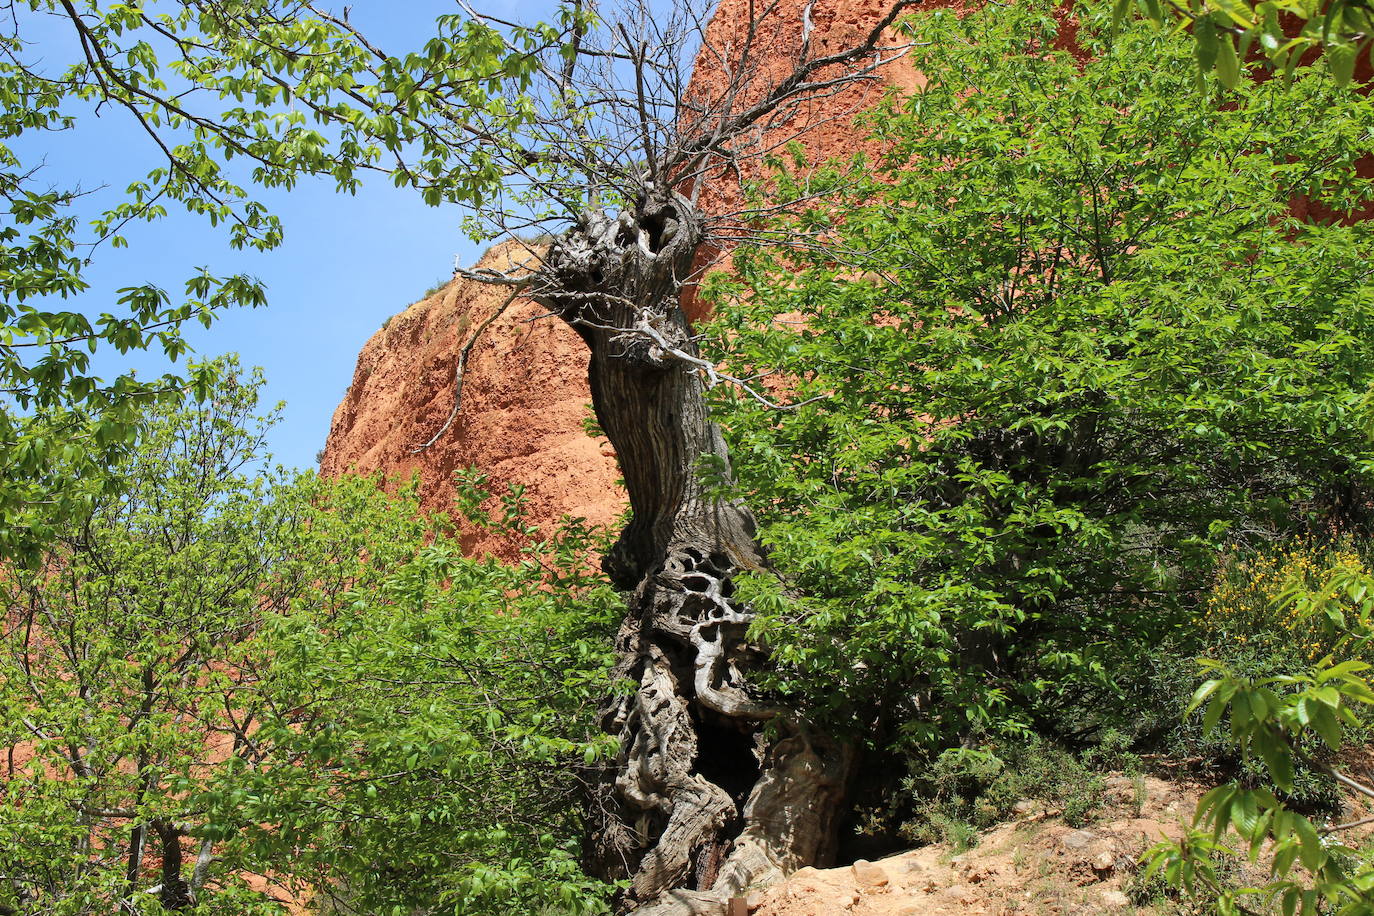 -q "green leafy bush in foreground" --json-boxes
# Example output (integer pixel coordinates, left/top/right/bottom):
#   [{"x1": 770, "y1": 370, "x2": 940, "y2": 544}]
[
  {"x1": 0, "y1": 364, "x2": 617, "y2": 915},
  {"x1": 1137, "y1": 541, "x2": 1374, "y2": 816},
  {"x1": 1144, "y1": 562, "x2": 1374, "y2": 915}
]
